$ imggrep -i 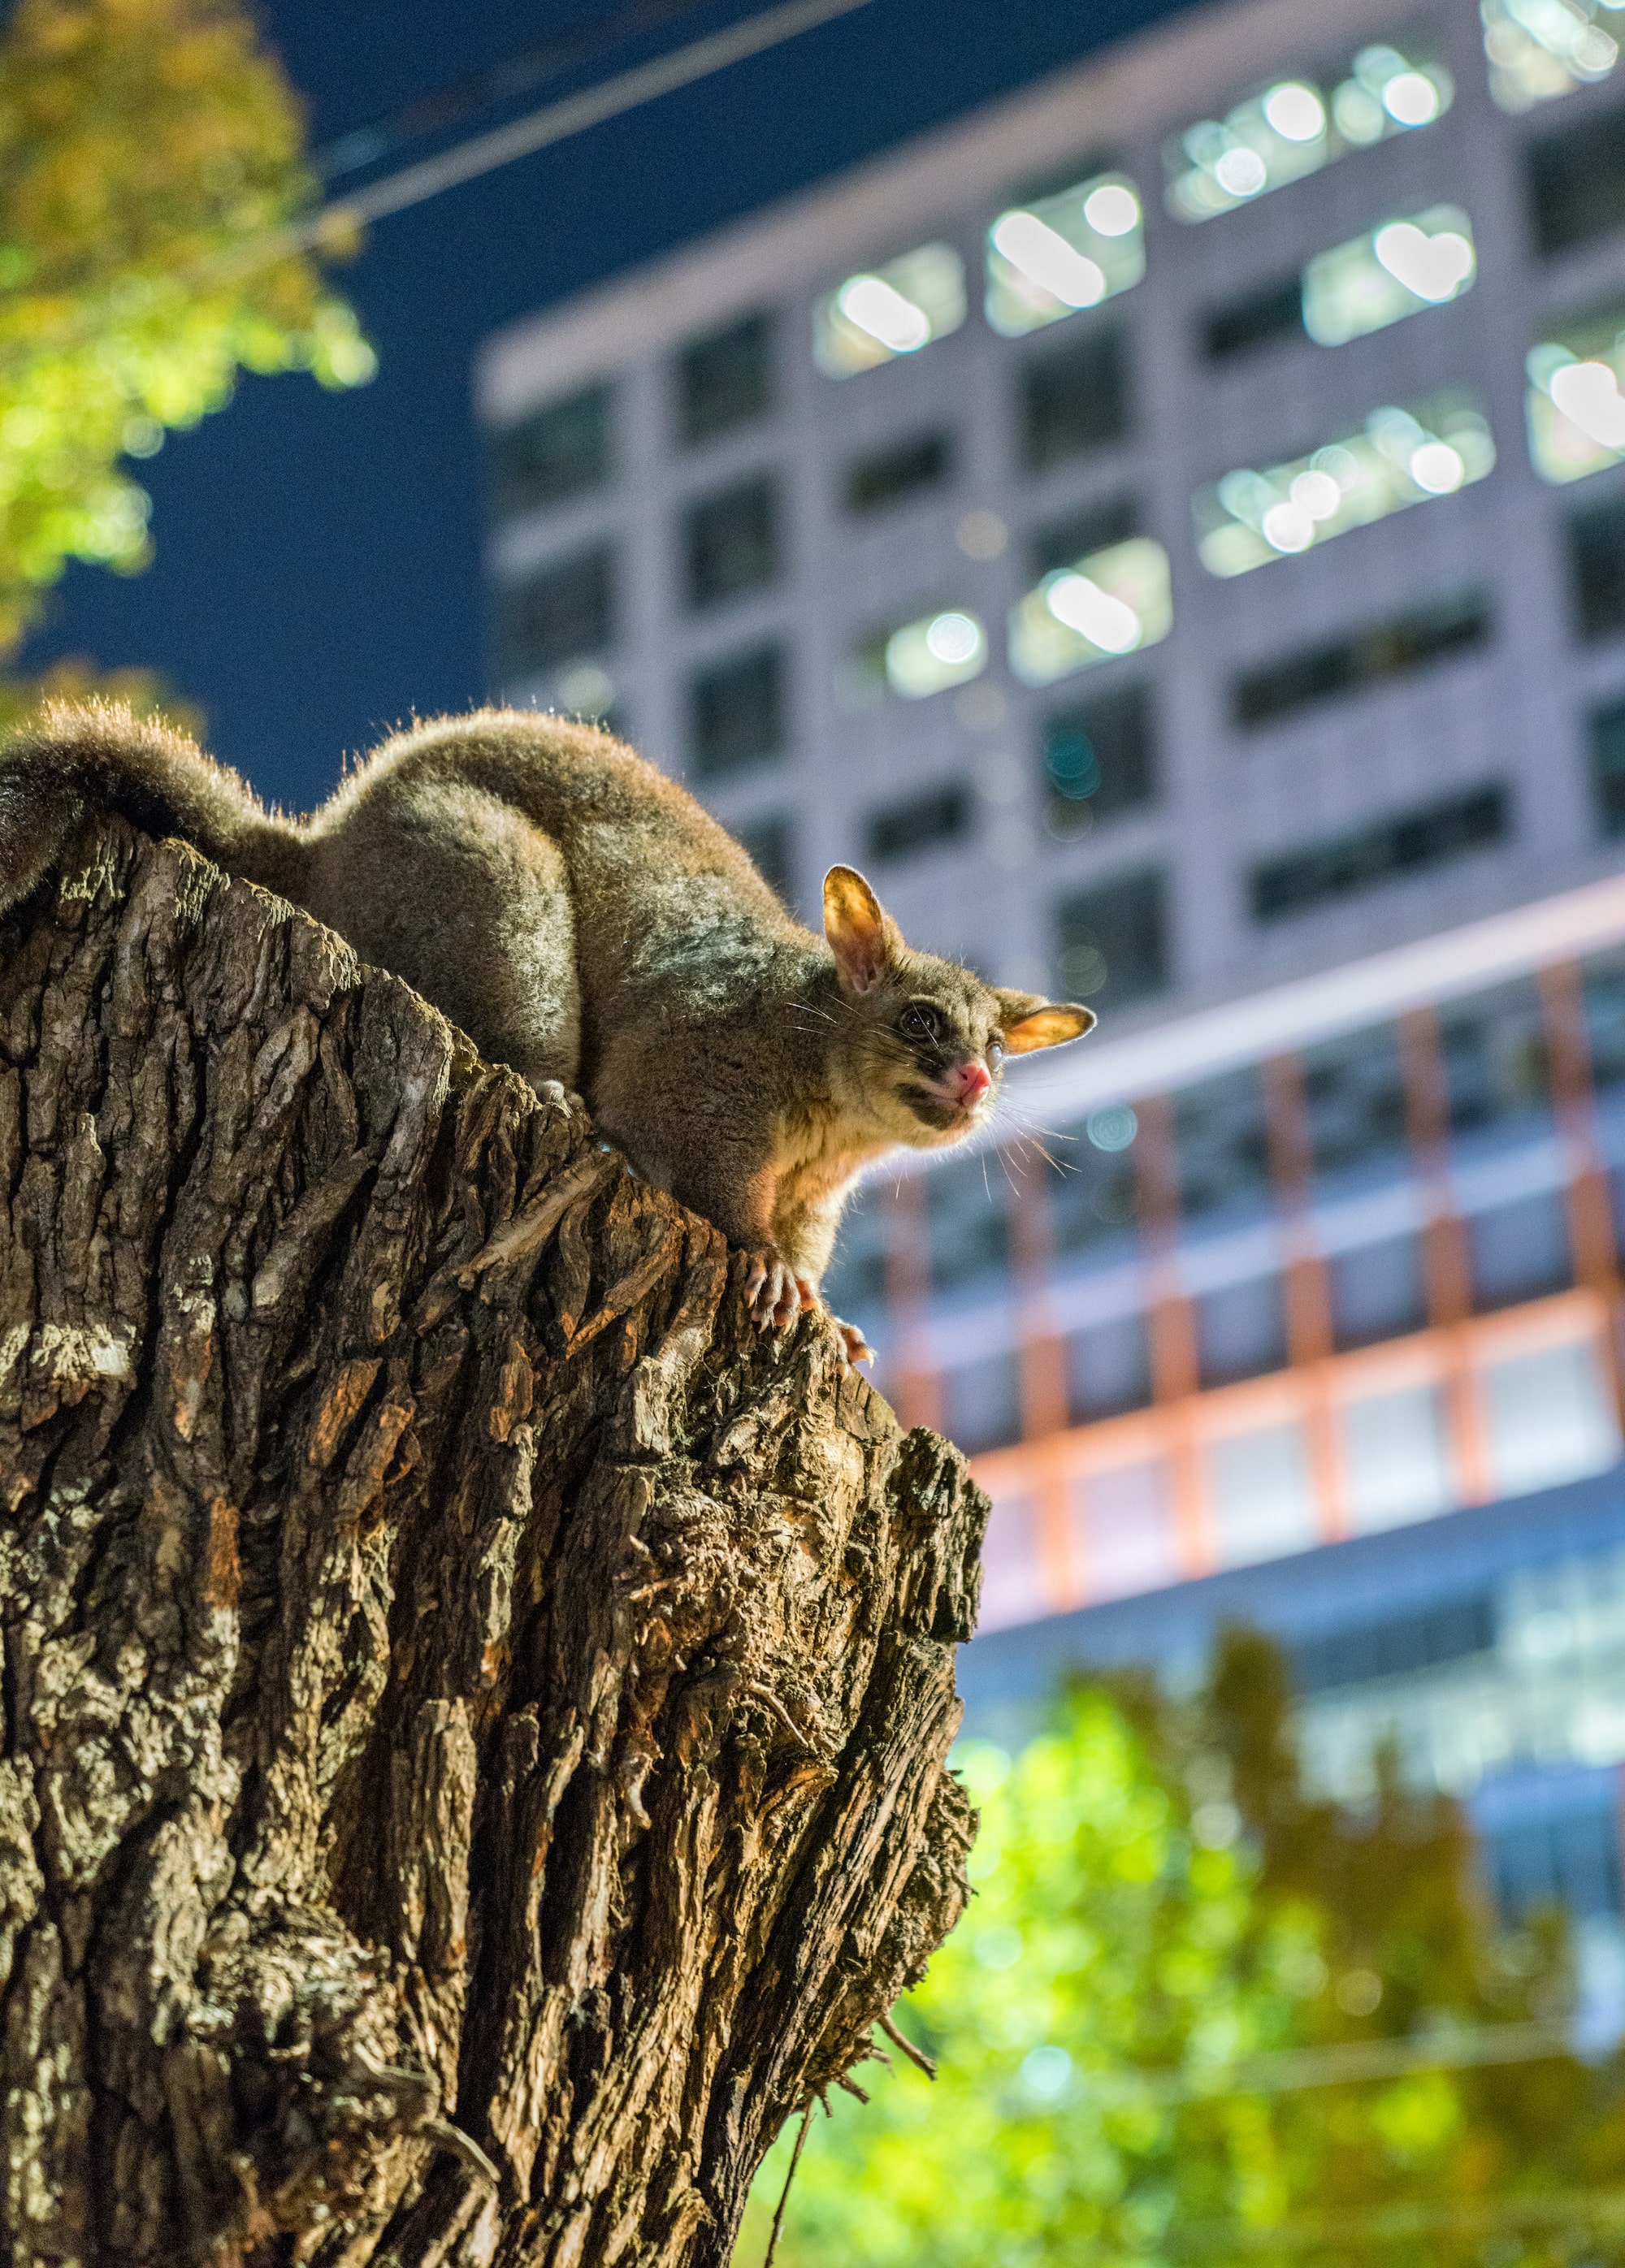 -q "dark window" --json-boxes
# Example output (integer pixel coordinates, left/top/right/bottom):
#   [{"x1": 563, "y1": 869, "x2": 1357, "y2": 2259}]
[
  {"x1": 1233, "y1": 591, "x2": 1492, "y2": 729},
  {"x1": 491, "y1": 386, "x2": 611, "y2": 517},
  {"x1": 1055, "y1": 869, "x2": 1168, "y2": 1009},
  {"x1": 735, "y1": 815, "x2": 793, "y2": 900},
  {"x1": 1470, "y1": 1194, "x2": 1571, "y2": 1309},
  {"x1": 866, "y1": 783, "x2": 971, "y2": 863},
  {"x1": 1050, "y1": 1138, "x2": 1140, "y2": 1257},
  {"x1": 1528, "y1": 101, "x2": 1625, "y2": 258},
  {"x1": 942, "y1": 1353, "x2": 1021, "y2": 1454},
  {"x1": 1302, "y1": 1024, "x2": 1409, "y2": 1179},
  {"x1": 1571, "y1": 493, "x2": 1625, "y2": 641},
  {"x1": 1174, "y1": 1067, "x2": 1271, "y2": 1219},
  {"x1": 822, "y1": 1184, "x2": 889, "y2": 1320},
  {"x1": 1592, "y1": 695, "x2": 1625, "y2": 835},
  {"x1": 1584, "y1": 950, "x2": 1625, "y2": 1089},
  {"x1": 1250, "y1": 787, "x2": 1508, "y2": 922},
  {"x1": 687, "y1": 643, "x2": 786, "y2": 779},
  {"x1": 844, "y1": 430, "x2": 953, "y2": 513},
  {"x1": 1202, "y1": 273, "x2": 1303, "y2": 361},
  {"x1": 683, "y1": 473, "x2": 778, "y2": 609},
  {"x1": 498, "y1": 544, "x2": 614, "y2": 676},
  {"x1": 1019, "y1": 327, "x2": 1129, "y2": 472},
  {"x1": 1289, "y1": 1595, "x2": 1495, "y2": 1697},
  {"x1": 1440, "y1": 980, "x2": 1551, "y2": 1133},
  {"x1": 1329, "y1": 1235, "x2": 1427, "y2": 1349},
  {"x1": 1066, "y1": 1312, "x2": 1152, "y2": 1421},
  {"x1": 1029, "y1": 495, "x2": 1138, "y2": 579},
  {"x1": 1195, "y1": 1275, "x2": 1287, "y2": 1387},
  {"x1": 926, "y1": 1153, "x2": 1009, "y2": 1294},
  {"x1": 676, "y1": 311, "x2": 774, "y2": 445},
  {"x1": 1042, "y1": 682, "x2": 1155, "y2": 838}
]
